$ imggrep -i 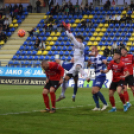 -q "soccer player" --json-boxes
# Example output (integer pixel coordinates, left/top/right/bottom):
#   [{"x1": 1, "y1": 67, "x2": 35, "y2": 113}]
[
  {"x1": 120, "y1": 47, "x2": 134, "y2": 108},
  {"x1": 56, "y1": 21, "x2": 88, "y2": 101},
  {"x1": 101, "y1": 51, "x2": 129, "y2": 112},
  {"x1": 40, "y1": 60, "x2": 64, "y2": 113},
  {"x1": 87, "y1": 46, "x2": 108, "y2": 111}
]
